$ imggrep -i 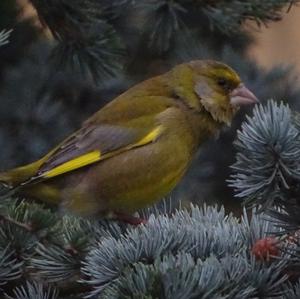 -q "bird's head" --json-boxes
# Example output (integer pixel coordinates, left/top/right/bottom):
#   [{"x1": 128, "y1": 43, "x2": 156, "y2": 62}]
[{"x1": 170, "y1": 60, "x2": 258, "y2": 125}]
